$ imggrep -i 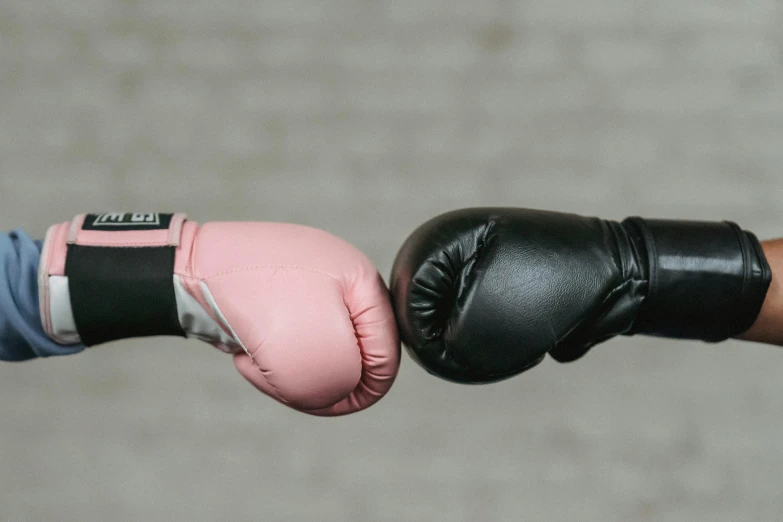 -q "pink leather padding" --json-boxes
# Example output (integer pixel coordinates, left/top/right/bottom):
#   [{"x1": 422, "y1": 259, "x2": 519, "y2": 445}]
[
  {"x1": 179, "y1": 222, "x2": 401, "y2": 416},
  {"x1": 42, "y1": 222, "x2": 70, "y2": 277},
  {"x1": 38, "y1": 223, "x2": 66, "y2": 339}
]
